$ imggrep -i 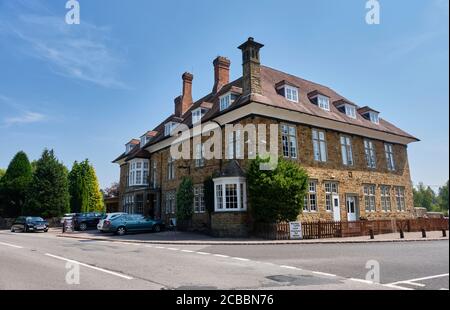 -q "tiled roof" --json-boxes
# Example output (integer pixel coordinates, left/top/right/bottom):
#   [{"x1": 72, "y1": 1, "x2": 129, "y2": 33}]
[{"x1": 115, "y1": 64, "x2": 418, "y2": 162}]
